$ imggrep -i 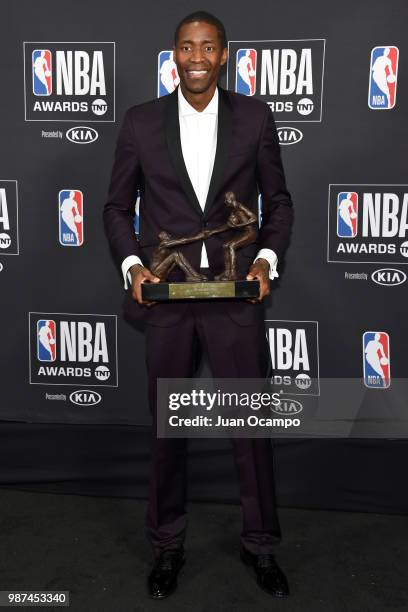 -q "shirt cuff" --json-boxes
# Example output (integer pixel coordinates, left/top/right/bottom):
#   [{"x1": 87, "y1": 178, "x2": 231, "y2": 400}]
[
  {"x1": 254, "y1": 248, "x2": 279, "y2": 280},
  {"x1": 121, "y1": 255, "x2": 143, "y2": 290}
]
